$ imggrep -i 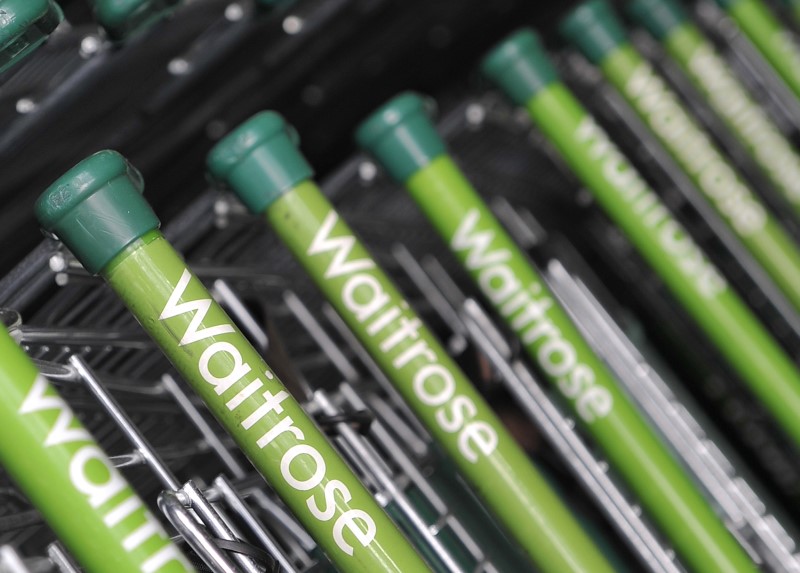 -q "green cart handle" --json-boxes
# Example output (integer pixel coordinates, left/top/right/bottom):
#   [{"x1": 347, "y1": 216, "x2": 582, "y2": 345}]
[
  {"x1": 90, "y1": 0, "x2": 181, "y2": 42},
  {"x1": 0, "y1": 0, "x2": 63, "y2": 74},
  {"x1": 560, "y1": 0, "x2": 800, "y2": 316},
  {"x1": 33, "y1": 150, "x2": 430, "y2": 573},
  {"x1": 711, "y1": 0, "x2": 800, "y2": 103},
  {"x1": 355, "y1": 91, "x2": 758, "y2": 573},
  {"x1": 627, "y1": 0, "x2": 800, "y2": 222},
  {"x1": 0, "y1": 322, "x2": 195, "y2": 573},
  {"x1": 205, "y1": 111, "x2": 615, "y2": 573},
  {"x1": 481, "y1": 27, "x2": 800, "y2": 484}
]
